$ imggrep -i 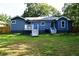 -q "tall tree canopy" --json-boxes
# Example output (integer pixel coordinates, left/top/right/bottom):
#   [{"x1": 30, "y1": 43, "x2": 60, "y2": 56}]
[
  {"x1": 0, "y1": 14, "x2": 11, "y2": 23},
  {"x1": 63, "y1": 3, "x2": 79, "y2": 27},
  {"x1": 22, "y1": 3, "x2": 61, "y2": 17}
]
